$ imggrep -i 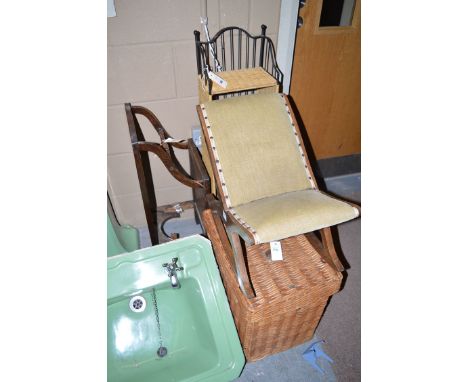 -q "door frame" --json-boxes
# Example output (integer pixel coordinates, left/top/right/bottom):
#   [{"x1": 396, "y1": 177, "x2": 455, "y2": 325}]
[
  {"x1": 277, "y1": 0, "x2": 300, "y2": 94},
  {"x1": 277, "y1": 0, "x2": 360, "y2": 93}
]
